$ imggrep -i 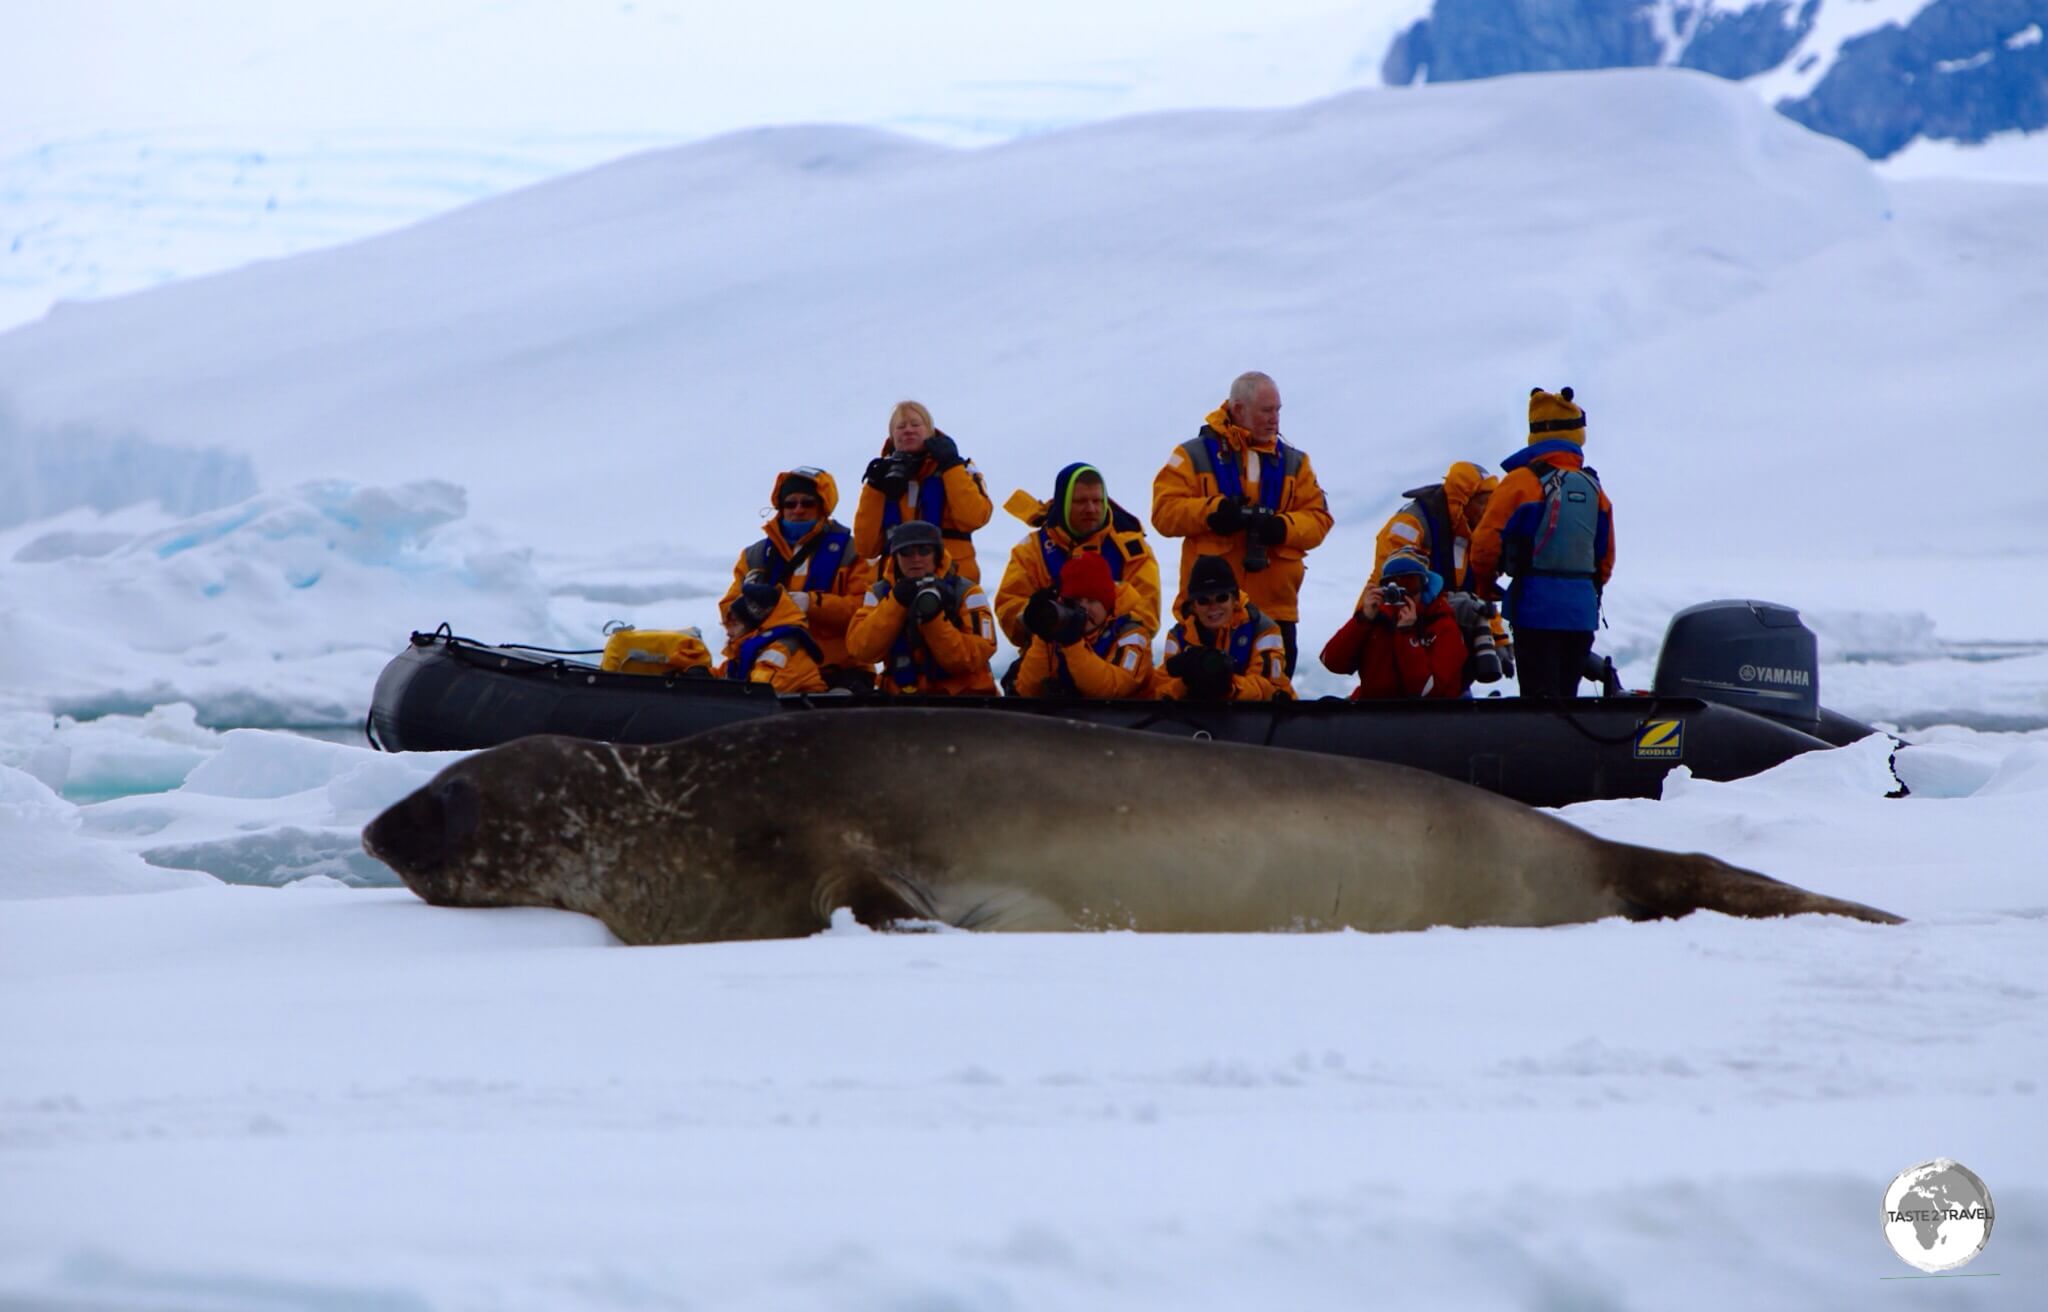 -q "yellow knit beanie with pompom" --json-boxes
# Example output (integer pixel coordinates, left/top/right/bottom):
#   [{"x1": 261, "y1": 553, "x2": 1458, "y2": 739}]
[{"x1": 1528, "y1": 387, "x2": 1586, "y2": 445}]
